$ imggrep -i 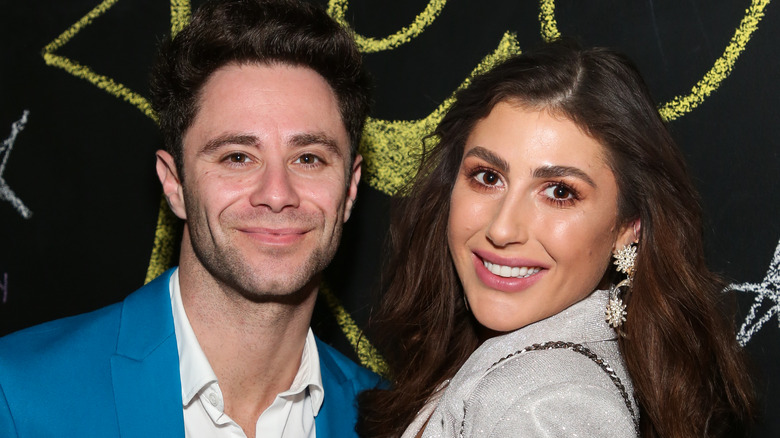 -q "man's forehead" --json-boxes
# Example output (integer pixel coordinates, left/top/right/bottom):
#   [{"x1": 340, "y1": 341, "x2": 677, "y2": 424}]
[
  {"x1": 184, "y1": 62, "x2": 349, "y2": 153},
  {"x1": 197, "y1": 61, "x2": 338, "y2": 106}
]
